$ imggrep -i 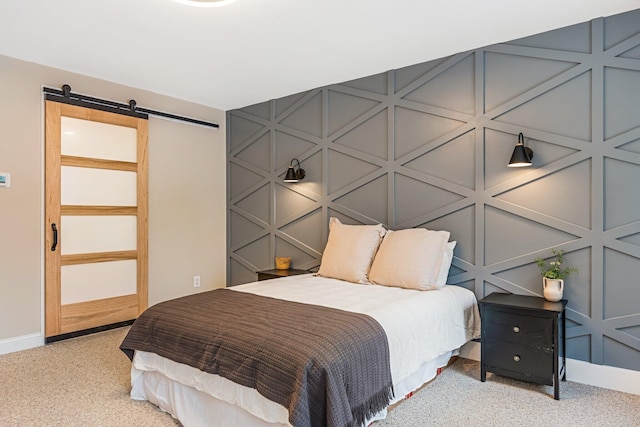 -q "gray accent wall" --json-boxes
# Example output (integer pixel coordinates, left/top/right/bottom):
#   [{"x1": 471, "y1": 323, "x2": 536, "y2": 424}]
[{"x1": 227, "y1": 9, "x2": 640, "y2": 372}]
